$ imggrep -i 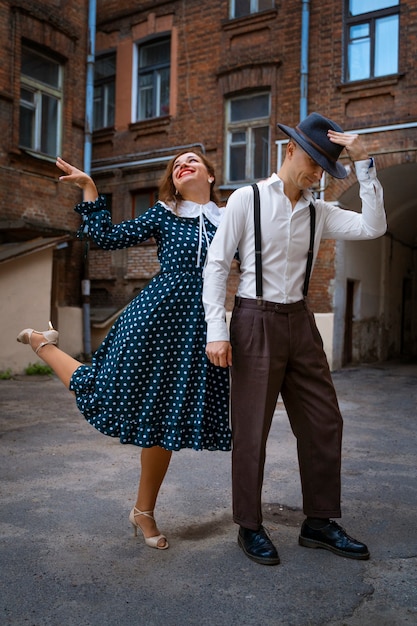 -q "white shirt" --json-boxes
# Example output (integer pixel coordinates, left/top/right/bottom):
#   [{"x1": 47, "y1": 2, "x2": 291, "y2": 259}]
[{"x1": 203, "y1": 159, "x2": 386, "y2": 342}]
